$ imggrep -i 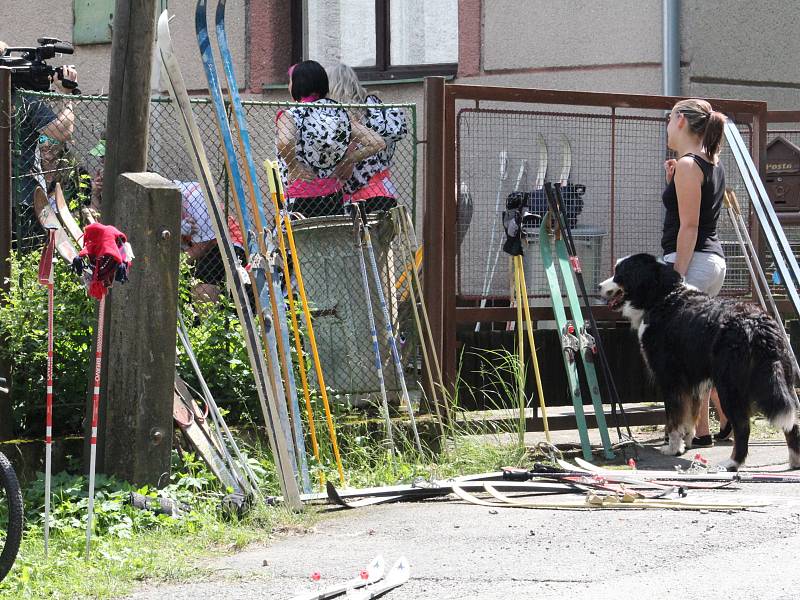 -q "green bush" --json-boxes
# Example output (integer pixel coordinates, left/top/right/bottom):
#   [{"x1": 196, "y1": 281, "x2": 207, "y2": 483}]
[
  {"x1": 176, "y1": 290, "x2": 259, "y2": 423},
  {"x1": 0, "y1": 251, "x2": 94, "y2": 436}
]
